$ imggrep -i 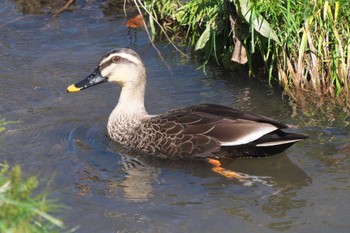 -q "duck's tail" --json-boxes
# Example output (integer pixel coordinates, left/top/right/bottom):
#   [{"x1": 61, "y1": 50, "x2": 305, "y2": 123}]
[{"x1": 222, "y1": 130, "x2": 308, "y2": 158}]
